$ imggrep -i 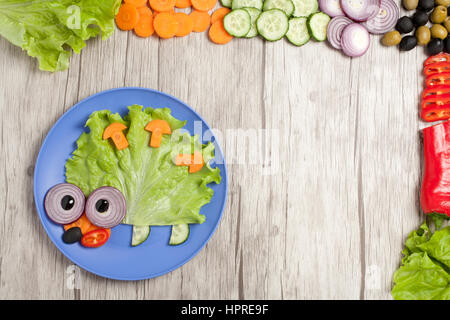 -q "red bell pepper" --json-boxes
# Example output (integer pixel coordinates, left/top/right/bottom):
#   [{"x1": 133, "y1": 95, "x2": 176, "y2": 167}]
[
  {"x1": 420, "y1": 120, "x2": 450, "y2": 217},
  {"x1": 424, "y1": 62, "x2": 450, "y2": 76}
]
